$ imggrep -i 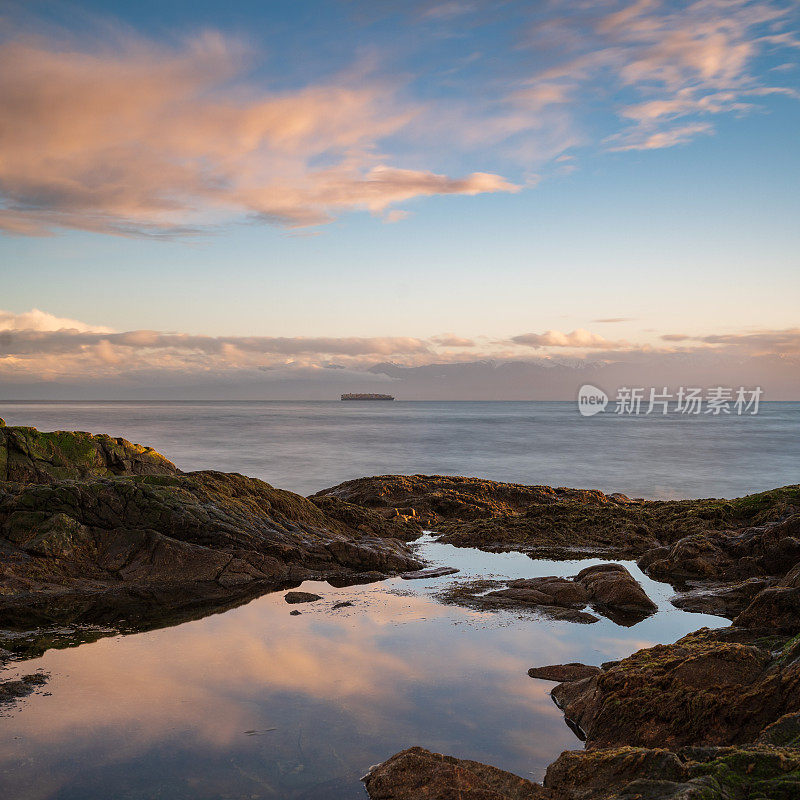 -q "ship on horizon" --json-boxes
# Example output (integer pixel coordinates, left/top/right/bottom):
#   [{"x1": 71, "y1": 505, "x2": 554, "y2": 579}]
[{"x1": 340, "y1": 393, "x2": 395, "y2": 401}]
